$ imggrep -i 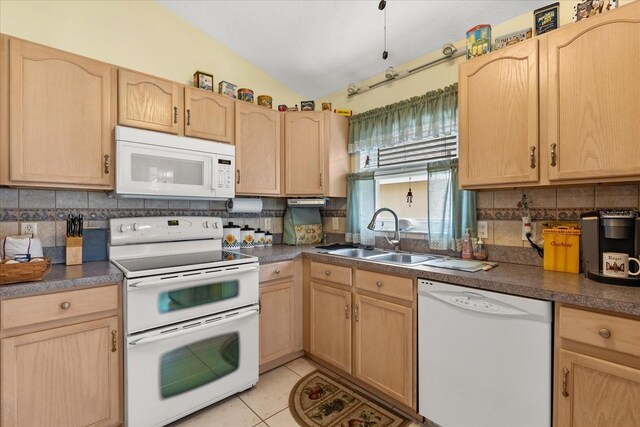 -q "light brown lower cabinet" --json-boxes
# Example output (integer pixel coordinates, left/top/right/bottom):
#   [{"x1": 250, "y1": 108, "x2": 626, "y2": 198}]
[
  {"x1": 309, "y1": 281, "x2": 352, "y2": 374},
  {"x1": 354, "y1": 294, "x2": 412, "y2": 406},
  {"x1": 306, "y1": 262, "x2": 416, "y2": 410},
  {"x1": 259, "y1": 260, "x2": 302, "y2": 371},
  {"x1": 555, "y1": 304, "x2": 640, "y2": 427},
  {"x1": 0, "y1": 284, "x2": 122, "y2": 427}
]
